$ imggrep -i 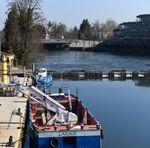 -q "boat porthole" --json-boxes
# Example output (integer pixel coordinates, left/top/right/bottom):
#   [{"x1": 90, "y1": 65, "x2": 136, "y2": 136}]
[{"x1": 50, "y1": 138, "x2": 59, "y2": 148}]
